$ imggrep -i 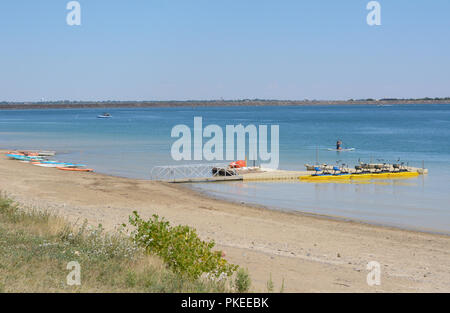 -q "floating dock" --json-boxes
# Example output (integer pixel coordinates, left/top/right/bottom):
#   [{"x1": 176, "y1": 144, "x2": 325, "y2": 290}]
[
  {"x1": 242, "y1": 170, "x2": 311, "y2": 181},
  {"x1": 154, "y1": 165, "x2": 427, "y2": 183},
  {"x1": 162, "y1": 175, "x2": 243, "y2": 183}
]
